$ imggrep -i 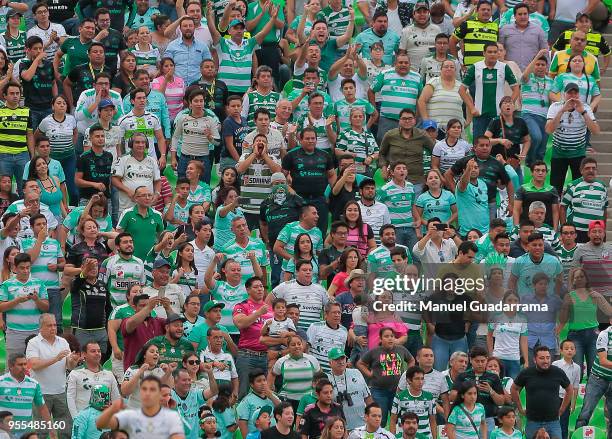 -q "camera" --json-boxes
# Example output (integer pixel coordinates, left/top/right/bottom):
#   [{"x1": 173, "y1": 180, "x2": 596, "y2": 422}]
[{"x1": 336, "y1": 390, "x2": 353, "y2": 407}]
